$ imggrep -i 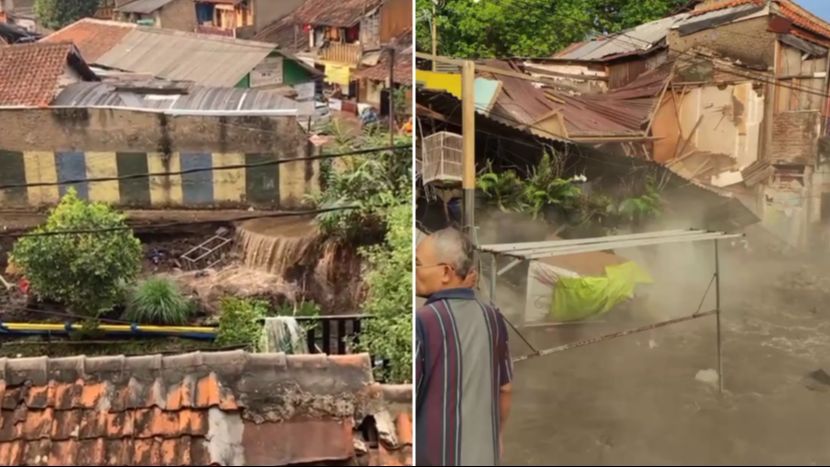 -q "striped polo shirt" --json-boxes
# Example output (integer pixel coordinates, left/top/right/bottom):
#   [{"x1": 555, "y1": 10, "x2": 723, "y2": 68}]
[{"x1": 415, "y1": 288, "x2": 513, "y2": 466}]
